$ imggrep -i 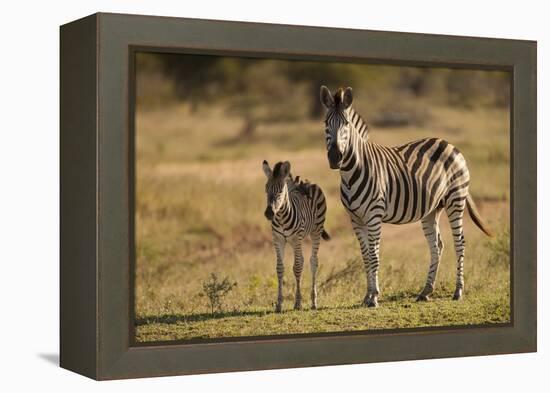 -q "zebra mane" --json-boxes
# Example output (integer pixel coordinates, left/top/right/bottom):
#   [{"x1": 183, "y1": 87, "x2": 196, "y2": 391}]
[
  {"x1": 349, "y1": 107, "x2": 370, "y2": 139},
  {"x1": 325, "y1": 104, "x2": 370, "y2": 140},
  {"x1": 287, "y1": 174, "x2": 314, "y2": 198},
  {"x1": 333, "y1": 88, "x2": 346, "y2": 106}
]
